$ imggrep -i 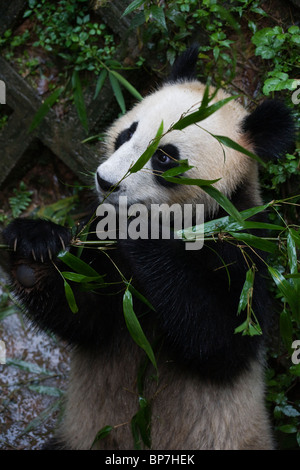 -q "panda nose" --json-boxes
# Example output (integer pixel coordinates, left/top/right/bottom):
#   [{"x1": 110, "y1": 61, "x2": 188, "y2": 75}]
[{"x1": 97, "y1": 172, "x2": 120, "y2": 192}]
